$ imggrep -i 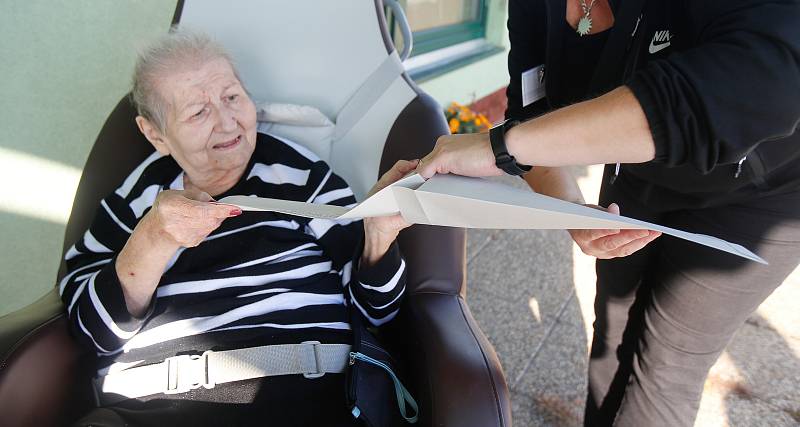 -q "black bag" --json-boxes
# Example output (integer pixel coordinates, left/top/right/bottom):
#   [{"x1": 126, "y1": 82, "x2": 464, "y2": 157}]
[{"x1": 345, "y1": 304, "x2": 418, "y2": 427}]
